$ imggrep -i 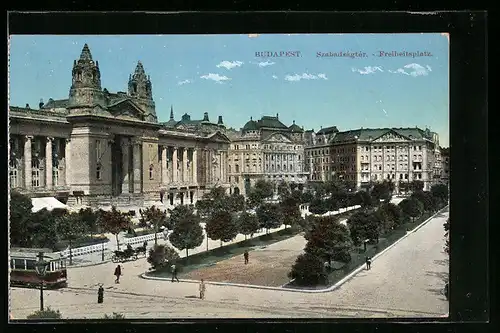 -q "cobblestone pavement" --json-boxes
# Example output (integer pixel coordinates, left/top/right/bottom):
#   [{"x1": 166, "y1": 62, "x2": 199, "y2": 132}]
[{"x1": 10, "y1": 208, "x2": 448, "y2": 319}]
